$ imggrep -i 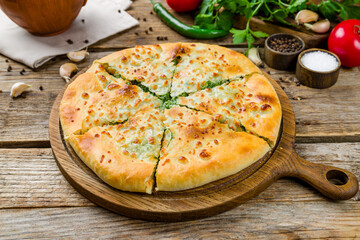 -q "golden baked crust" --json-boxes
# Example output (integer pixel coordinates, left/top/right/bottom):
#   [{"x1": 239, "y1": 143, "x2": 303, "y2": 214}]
[
  {"x1": 98, "y1": 43, "x2": 181, "y2": 96},
  {"x1": 60, "y1": 63, "x2": 161, "y2": 138},
  {"x1": 171, "y1": 43, "x2": 261, "y2": 97},
  {"x1": 178, "y1": 73, "x2": 281, "y2": 146},
  {"x1": 67, "y1": 107, "x2": 165, "y2": 194},
  {"x1": 156, "y1": 106, "x2": 270, "y2": 191},
  {"x1": 59, "y1": 43, "x2": 282, "y2": 194}
]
